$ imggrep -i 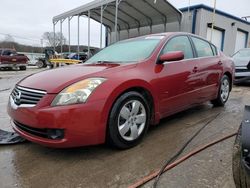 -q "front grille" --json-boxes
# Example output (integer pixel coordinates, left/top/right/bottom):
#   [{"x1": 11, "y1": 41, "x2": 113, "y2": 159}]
[
  {"x1": 14, "y1": 121, "x2": 64, "y2": 140},
  {"x1": 11, "y1": 86, "x2": 46, "y2": 107},
  {"x1": 236, "y1": 69, "x2": 250, "y2": 73},
  {"x1": 14, "y1": 120, "x2": 49, "y2": 138}
]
